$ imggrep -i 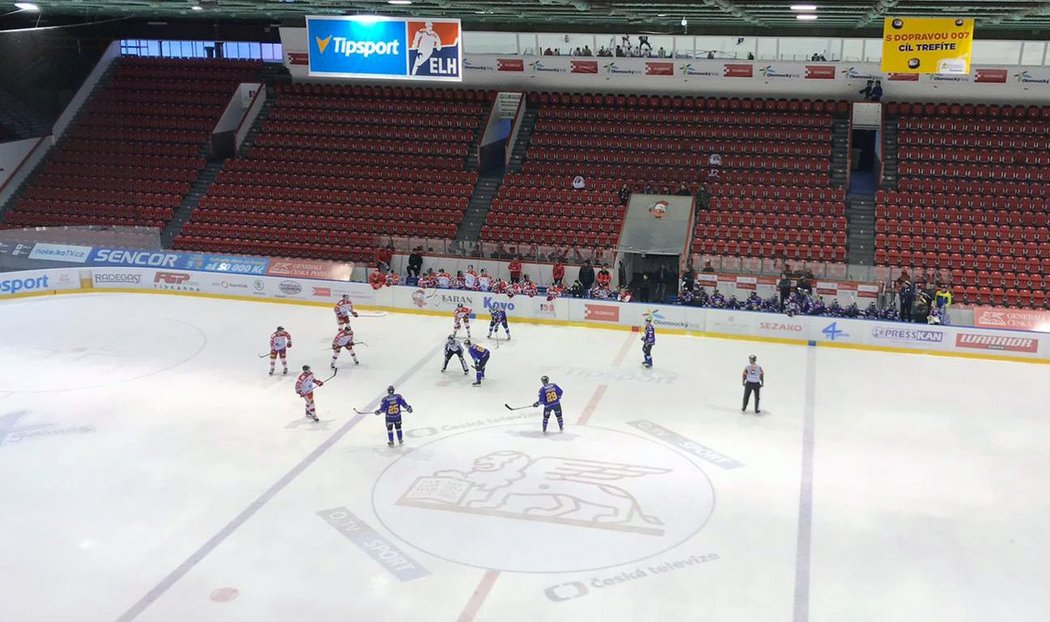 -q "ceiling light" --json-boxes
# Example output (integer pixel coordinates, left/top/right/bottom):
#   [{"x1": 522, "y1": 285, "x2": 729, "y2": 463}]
[
  {"x1": 388, "y1": 0, "x2": 413, "y2": 4},
  {"x1": 796, "y1": 14, "x2": 818, "y2": 20},
  {"x1": 790, "y1": 4, "x2": 817, "y2": 10},
  {"x1": 14, "y1": 2, "x2": 40, "y2": 10},
  {"x1": 681, "y1": 16, "x2": 688, "y2": 26},
  {"x1": 190, "y1": 4, "x2": 203, "y2": 10}
]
